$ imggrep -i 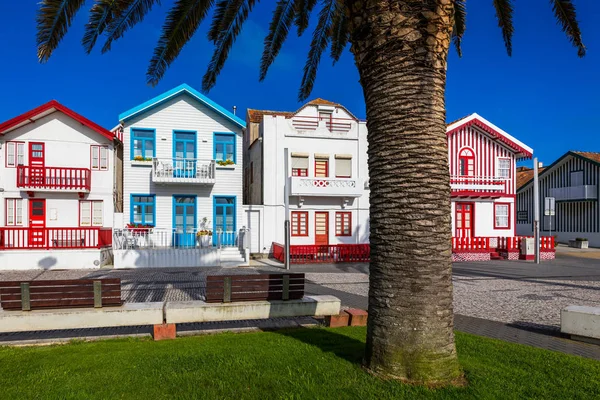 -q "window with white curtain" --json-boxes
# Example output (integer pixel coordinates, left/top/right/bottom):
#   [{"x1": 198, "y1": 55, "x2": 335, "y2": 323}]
[
  {"x1": 6, "y1": 142, "x2": 24, "y2": 168},
  {"x1": 291, "y1": 153, "x2": 309, "y2": 177},
  {"x1": 495, "y1": 204, "x2": 510, "y2": 228},
  {"x1": 497, "y1": 158, "x2": 511, "y2": 178},
  {"x1": 6, "y1": 199, "x2": 23, "y2": 226},
  {"x1": 80, "y1": 201, "x2": 103, "y2": 226},
  {"x1": 91, "y1": 145, "x2": 109, "y2": 171},
  {"x1": 335, "y1": 155, "x2": 352, "y2": 178}
]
